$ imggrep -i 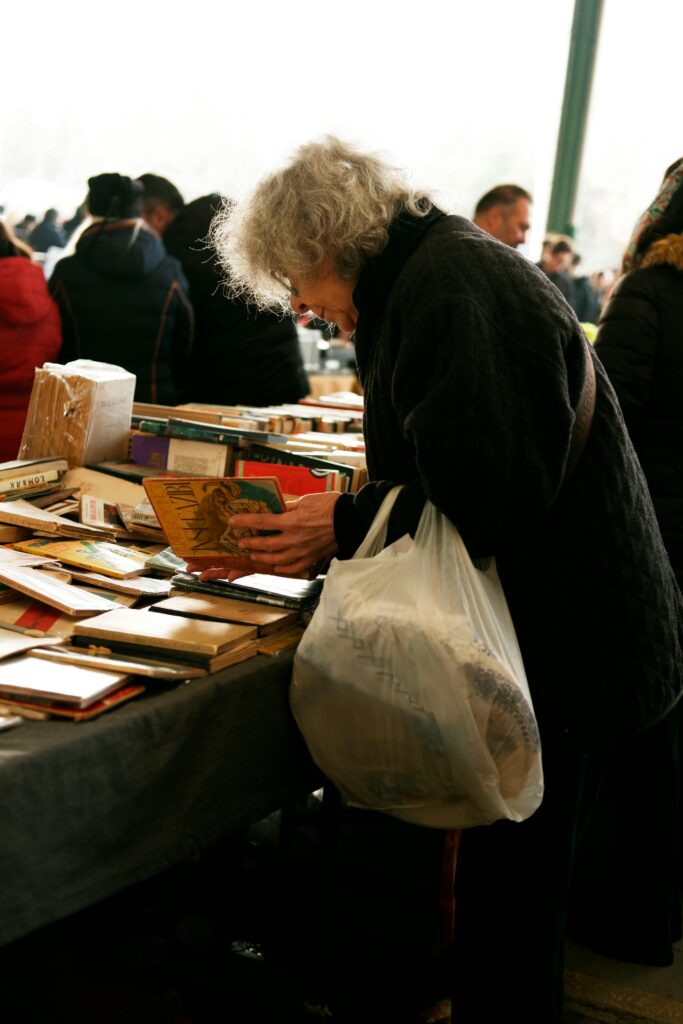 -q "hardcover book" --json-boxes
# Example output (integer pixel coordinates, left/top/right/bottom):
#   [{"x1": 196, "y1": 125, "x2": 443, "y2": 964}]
[
  {"x1": 129, "y1": 432, "x2": 233, "y2": 477},
  {"x1": 0, "y1": 679, "x2": 145, "y2": 719},
  {"x1": 0, "y1": 654, "x2": 130, "y2": 708},
  {"x1": 234, "y1": 459, "x2": 344, "y2": 497},
  {"x1": 143, "y1": 476, "x2": 286, "y2": 570},
  {"x1": 72, "y1": 606, "x2": 258, "y2": 669},
  {"x1": 151, "y1": 593, "x2": 297, "y2": 636}
]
